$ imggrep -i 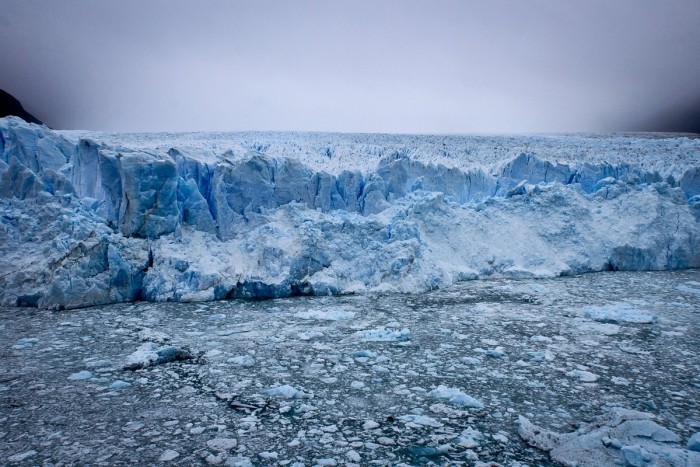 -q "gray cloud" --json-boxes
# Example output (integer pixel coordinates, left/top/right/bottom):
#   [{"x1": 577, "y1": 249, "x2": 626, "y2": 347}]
[{"x1": 2, "y1": 0, "x2": 699, "y2": 133}]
